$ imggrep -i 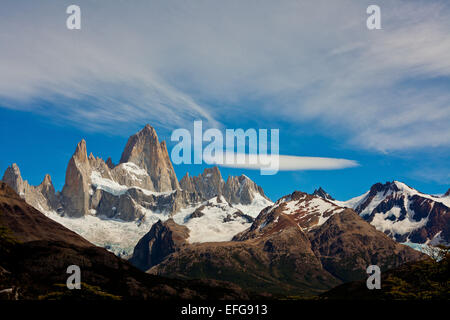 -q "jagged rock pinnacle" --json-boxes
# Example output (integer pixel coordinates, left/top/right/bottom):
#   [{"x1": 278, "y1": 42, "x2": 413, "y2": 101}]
[
  {"x1": 312, "y1": 187, "x2": 334, "y2": 201},
  {"x1": 2, "y1": 163, "x2": 24, "y2": 193},
  {"x1": 73, "y1": 139, "x2": 88, "y2": 163},
  {"x1": 119, "y1": 124, "x2": 179, "y2": 192}
]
